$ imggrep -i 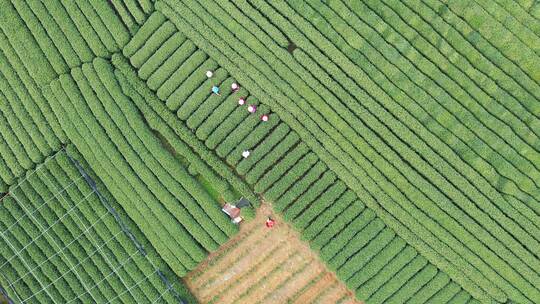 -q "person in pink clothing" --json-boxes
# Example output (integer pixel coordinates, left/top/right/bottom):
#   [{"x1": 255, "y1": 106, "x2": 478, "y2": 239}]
[{"x1": 265, "y1": 217, "x2": 276, "y2": 228}]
